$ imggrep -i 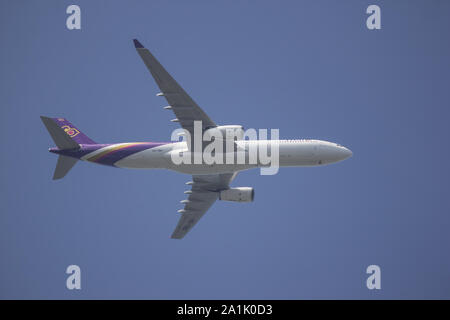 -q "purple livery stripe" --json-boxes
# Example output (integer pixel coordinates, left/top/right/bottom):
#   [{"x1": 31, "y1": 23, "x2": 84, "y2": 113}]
[
  {"x1": 51, "y1": 142, "x2": 169, "y2": 167},
  {"x1": 91, "y1": 142, "x2": 167, "y2": 166},
  {"x1": 87, "y1": 143, "x2": 147, "y2": 162}
]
